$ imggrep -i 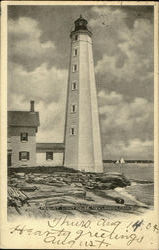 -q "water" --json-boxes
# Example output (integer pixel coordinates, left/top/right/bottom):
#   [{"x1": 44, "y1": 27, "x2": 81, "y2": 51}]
[
  {"x1": 104, "y1": 163, "x2": 154, "y2": 182},
  {"x1": 104, "y1": 163, "x2": 154, "y2": 207}
]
